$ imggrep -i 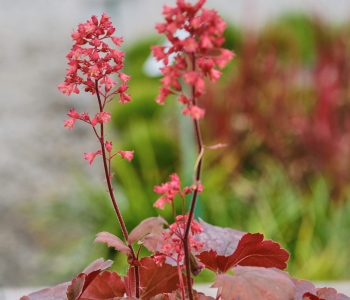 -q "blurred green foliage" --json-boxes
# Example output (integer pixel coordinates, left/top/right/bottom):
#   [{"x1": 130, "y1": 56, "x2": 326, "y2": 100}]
[{"x1": 27, "y1": 14, "x2": 350, "y2": 285}]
